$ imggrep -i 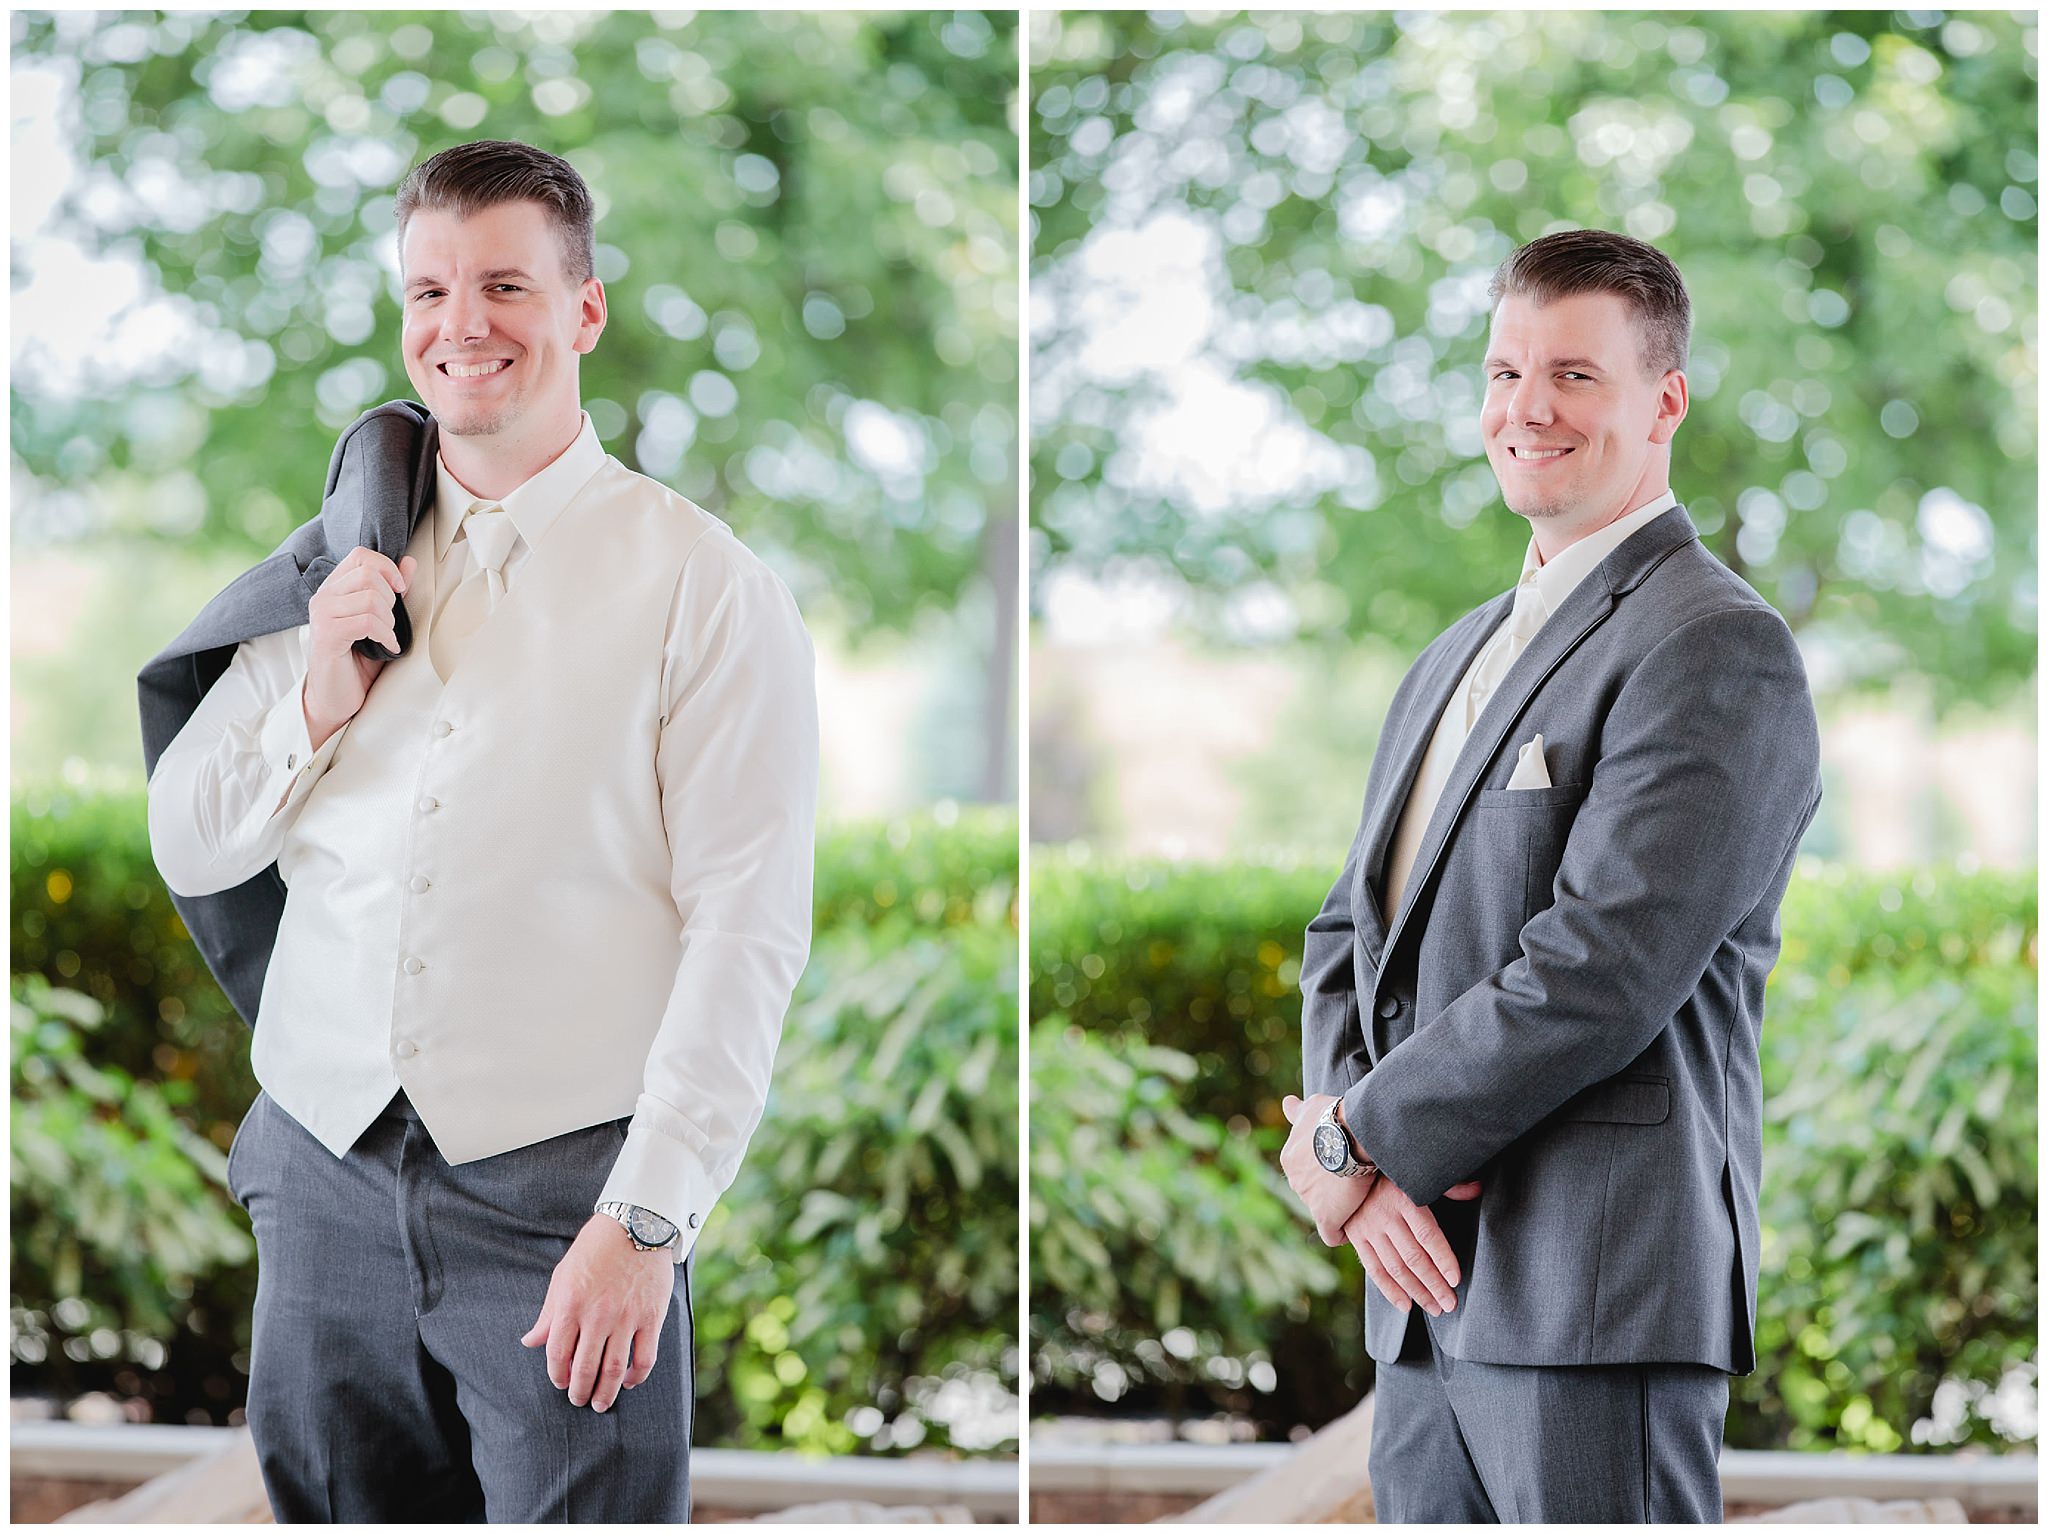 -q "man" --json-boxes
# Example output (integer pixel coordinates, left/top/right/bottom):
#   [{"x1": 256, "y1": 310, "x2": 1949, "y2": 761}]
[
  {"x1": 147, "y1": 140, "x2": 817, "y2": 1521},
  {"x1": 1279, "y1": 230, "x2": 1822, "y2": 1522}
]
